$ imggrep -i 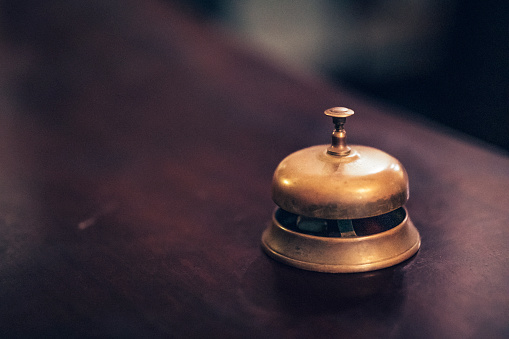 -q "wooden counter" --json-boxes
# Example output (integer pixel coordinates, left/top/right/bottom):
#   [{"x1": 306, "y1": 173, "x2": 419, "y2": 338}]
[{"x1": 1, "y1": 1, "x2": 508, "y2": 337}]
